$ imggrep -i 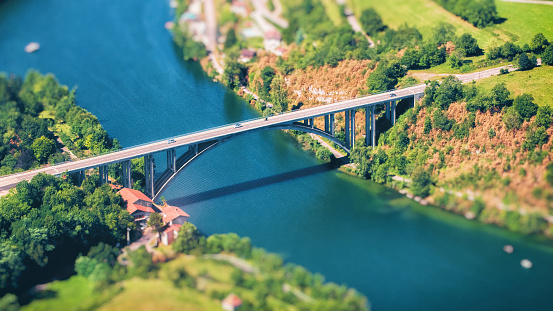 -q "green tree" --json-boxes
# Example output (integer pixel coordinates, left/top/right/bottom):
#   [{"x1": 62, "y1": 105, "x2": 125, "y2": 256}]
[
  {"x1": 513, "y1": 94, "x2": 537, "y2": 121},
  {"x1": 536, "y1": 106, "x2": 553, "y2": 128},
  {"x1": 455, "y1": 33, "x2": 480, "y2": 56},
  {"x1": 490, "y1": 83, "x2": 510, "y2": 110},
  {"x1": 31, "y1": 135, "x2": 55, "y2": 163},
  {"x1": 173, "y1": 222, "x2": 201, "y2": 254},
  {"x1": 410, "y1": 166, "x2": 432, "y2": 197},
  {"x1": 530, "y1": 33, "x2": 549, "y2": 54},
  {"x1": 545, "y1": 163, "x2": 553, "y2": 187},
  {"x1": 502, "y1": 106, "x2": 522, "y2": 130},
  {"x1": 147, "y1": 212, "x2": 164, "y2": 240},
  {"x1": 0, "y1": 294, "x2": 19, "y2": 311},
  {"x1": 359, "y1": 8, "x2": 385, "y2": 36},
  {"x1": 542, "y1": 45, "x2": 553, "y2": 66},
  {"x1": 224, "y1": 28, "x2": 237, "y2": 49},
  {"x1": 517, "y1": 53, "x2": 536, "y2": 71},
  {"x1": 432, "y1": 22, "x2": 456, "y2": 45},
  {"x1": 259, "y1": 66, "x2": 275, "y2": 98},
  {"x1": 269, "y1": 74, "x2": 289, "y2": 112},
  {"x1": 223, "y1": 58, "x2": 248, "y2": 89}
]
